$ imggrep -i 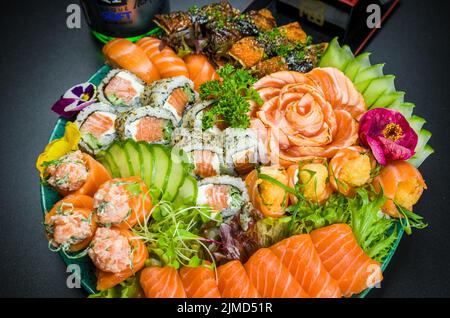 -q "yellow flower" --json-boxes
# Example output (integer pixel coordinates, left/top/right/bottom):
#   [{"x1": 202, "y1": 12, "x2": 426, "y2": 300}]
[{"x1": 36, "y1": 122, "x2": 81, "y2": 178}]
